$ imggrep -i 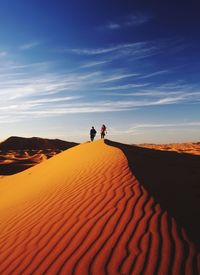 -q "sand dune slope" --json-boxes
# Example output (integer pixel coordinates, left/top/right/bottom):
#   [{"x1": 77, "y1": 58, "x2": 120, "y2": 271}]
[{"x1": 0, "y1": 140, "x2": 199, "y2": 274}]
